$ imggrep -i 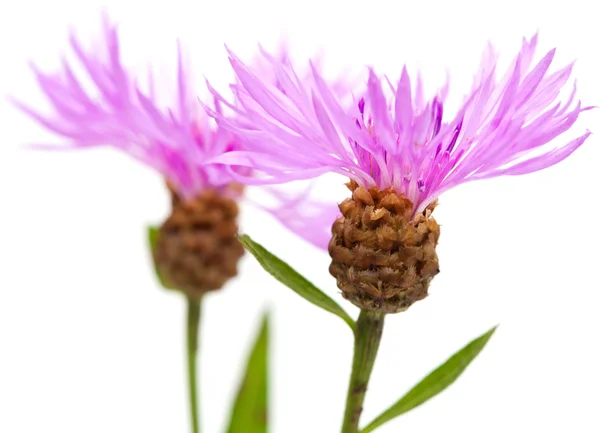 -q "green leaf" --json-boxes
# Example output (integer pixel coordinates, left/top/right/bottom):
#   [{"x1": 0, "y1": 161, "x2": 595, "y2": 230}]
[
  {"x1": 239, "y1": 234, "x2": 355, "y2": 331},
  {"x1": 226, "y1": 313, "x2": 270, "y2": 433},
  {"x1": 146, "y1": 225, "x2": 173, "y2": 289},
  {"x1": 360, "y1": 326, "x2": 498, "y2": 433}
]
